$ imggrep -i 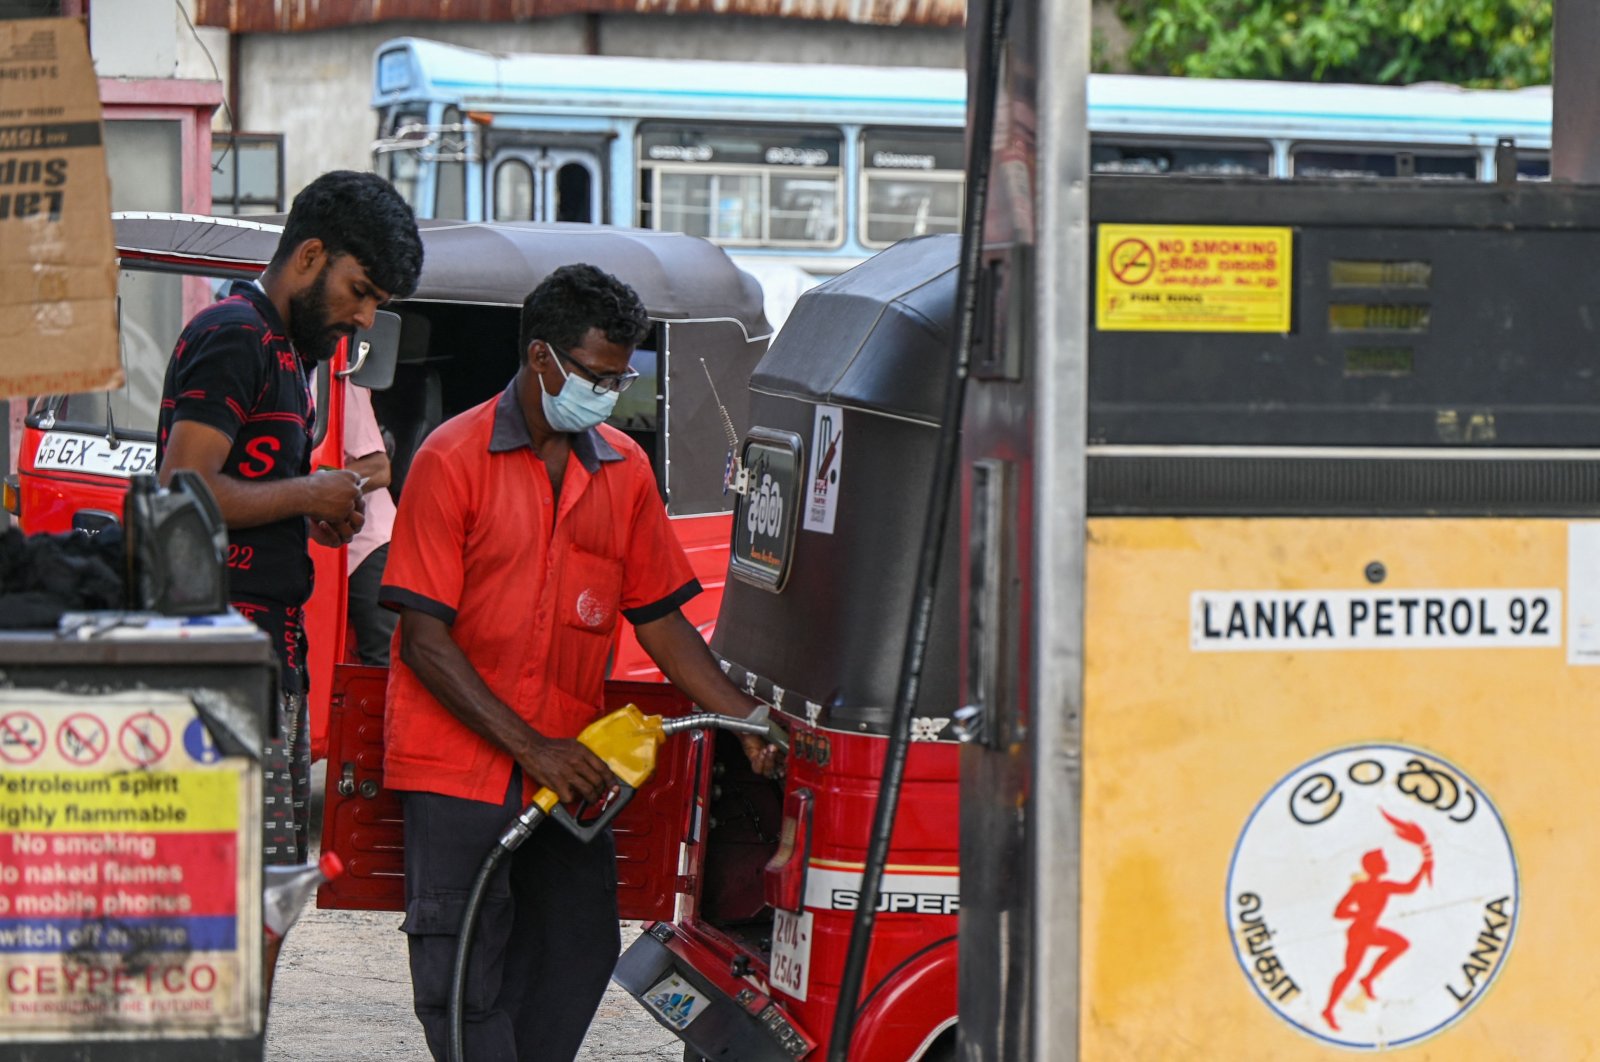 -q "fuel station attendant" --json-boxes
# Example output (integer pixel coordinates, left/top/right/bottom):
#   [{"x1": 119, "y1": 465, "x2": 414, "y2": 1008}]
[{"x1": 379, "y1": 264, "x2": 779, "y2": 1062}]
